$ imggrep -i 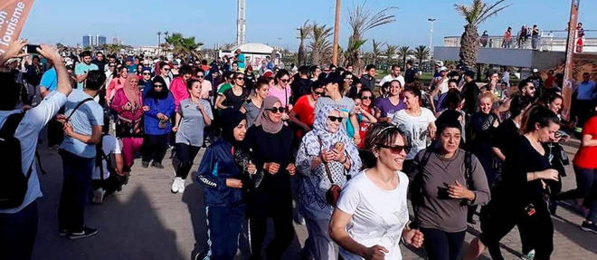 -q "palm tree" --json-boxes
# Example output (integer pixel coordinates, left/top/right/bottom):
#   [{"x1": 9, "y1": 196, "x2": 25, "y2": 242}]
[
  {"x1": 165, "y1": 33, "x2": 203, "y2": 60},
  {"x1": 413, "y1": 45, "x2": 430, "y2": 68},
  {"x1": 397, "y1": 46, "x2": 413, "y2": 68},
  {"x1": 221, "y1": 43, "x2": 236, "y2": 51},
  {"x1": 309, "y1": 22, "x2": 332, "y2": 65},
  {"x1": 297, "y1": 20, "x2": 312, "y2": 66},
  {"x1": 345, "y1": 4, "x2": 397, "y2": 74},
  {"x1": 455, "y1": 0, "x2": 511, "y2": 67},
  {"x1": 384, "y1": 44, "x2": 398, "y2": 68},
  {"x1": 371, "y1": 39, "x2": 385, "y2": 66}
]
